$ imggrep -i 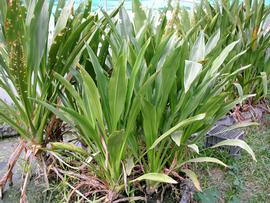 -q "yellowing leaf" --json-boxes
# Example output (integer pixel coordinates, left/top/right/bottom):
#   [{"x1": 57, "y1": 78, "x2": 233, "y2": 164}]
[
  {"x1": 181, "y1": 169, "x2": 202, "y2": 191},
  {"x1": 133, "y1": 173, "x2": 177, "y2": 184}
]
